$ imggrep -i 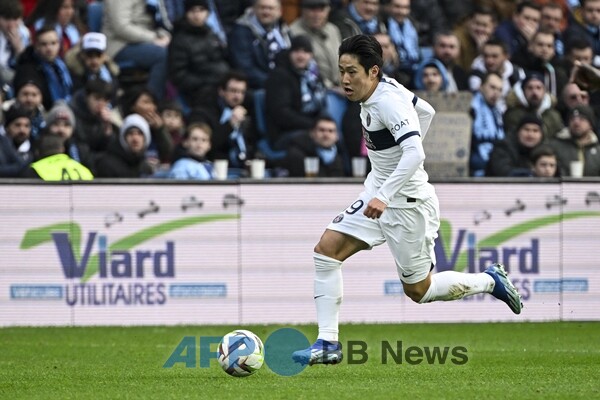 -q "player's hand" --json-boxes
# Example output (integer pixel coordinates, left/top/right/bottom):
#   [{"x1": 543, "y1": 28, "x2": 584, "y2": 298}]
[{"x1": 364, "y1": 198, "x2": 387, "y2": 219}]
